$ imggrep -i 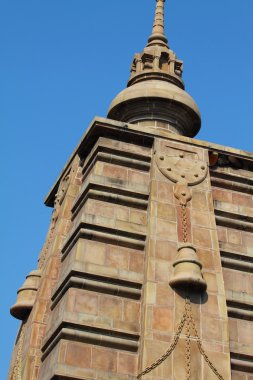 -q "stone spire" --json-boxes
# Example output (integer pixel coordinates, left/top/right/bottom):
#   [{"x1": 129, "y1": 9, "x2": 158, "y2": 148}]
[
  {"x1": 107, "y1": 0, "x2": 201, "y2": 138},
  {"x1": 147, "y1": 0, "x2": 168, "y2": 47}
]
